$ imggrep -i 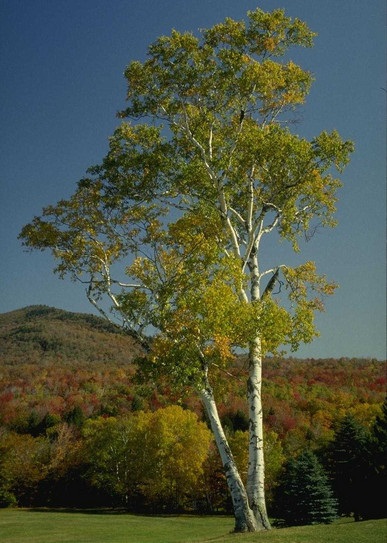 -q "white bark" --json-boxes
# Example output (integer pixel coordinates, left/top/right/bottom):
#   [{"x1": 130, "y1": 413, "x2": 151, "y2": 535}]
[
  {"x1": 246, "y1": 335, "x2": 271, "y2": 529},
  {"x1": 200, "y1": 384, "x2": 260, "y2": 532},
  {"x1": 245, "y1": 243, "x2": 271, "y2": 529}
]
